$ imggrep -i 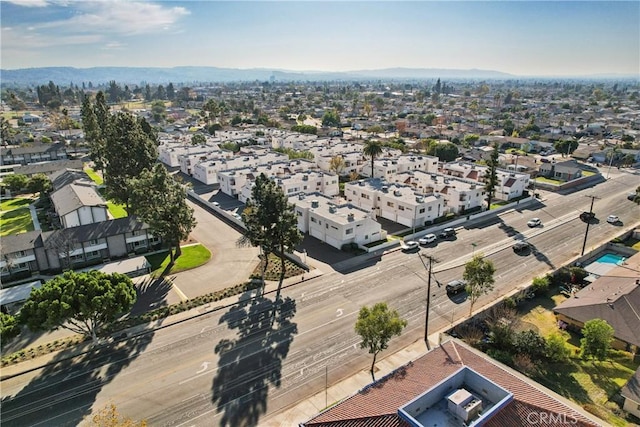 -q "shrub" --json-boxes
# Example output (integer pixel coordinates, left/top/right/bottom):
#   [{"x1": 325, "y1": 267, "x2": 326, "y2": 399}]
[
  {"x1": 531, "y1": 275, "x2": 550, "y2": 294},
  {"x1": 546, "y1": 332, "x2": 571, "y2": 362},
  {"x1": 487, "y1": 348, "x2": 513, "y2": 366},
  {"x1": 513, "y1": 330, "x2": 547, "y2": 359},
  {"x1": 512, "y1": 353, "x2": 538, "y2": 376}
]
